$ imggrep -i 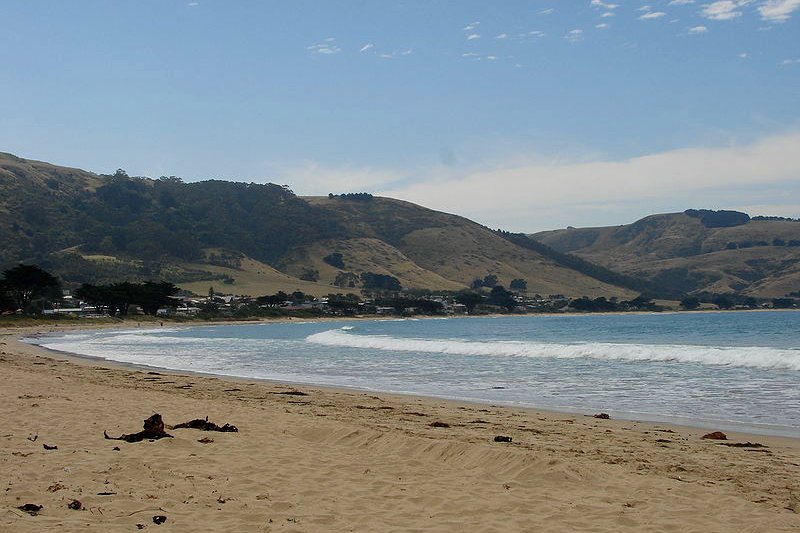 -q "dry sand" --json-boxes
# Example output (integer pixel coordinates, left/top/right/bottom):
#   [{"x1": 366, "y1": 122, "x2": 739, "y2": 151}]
[{"x1": 1, "y1": 325, "x2": 798, "y2": 532}]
